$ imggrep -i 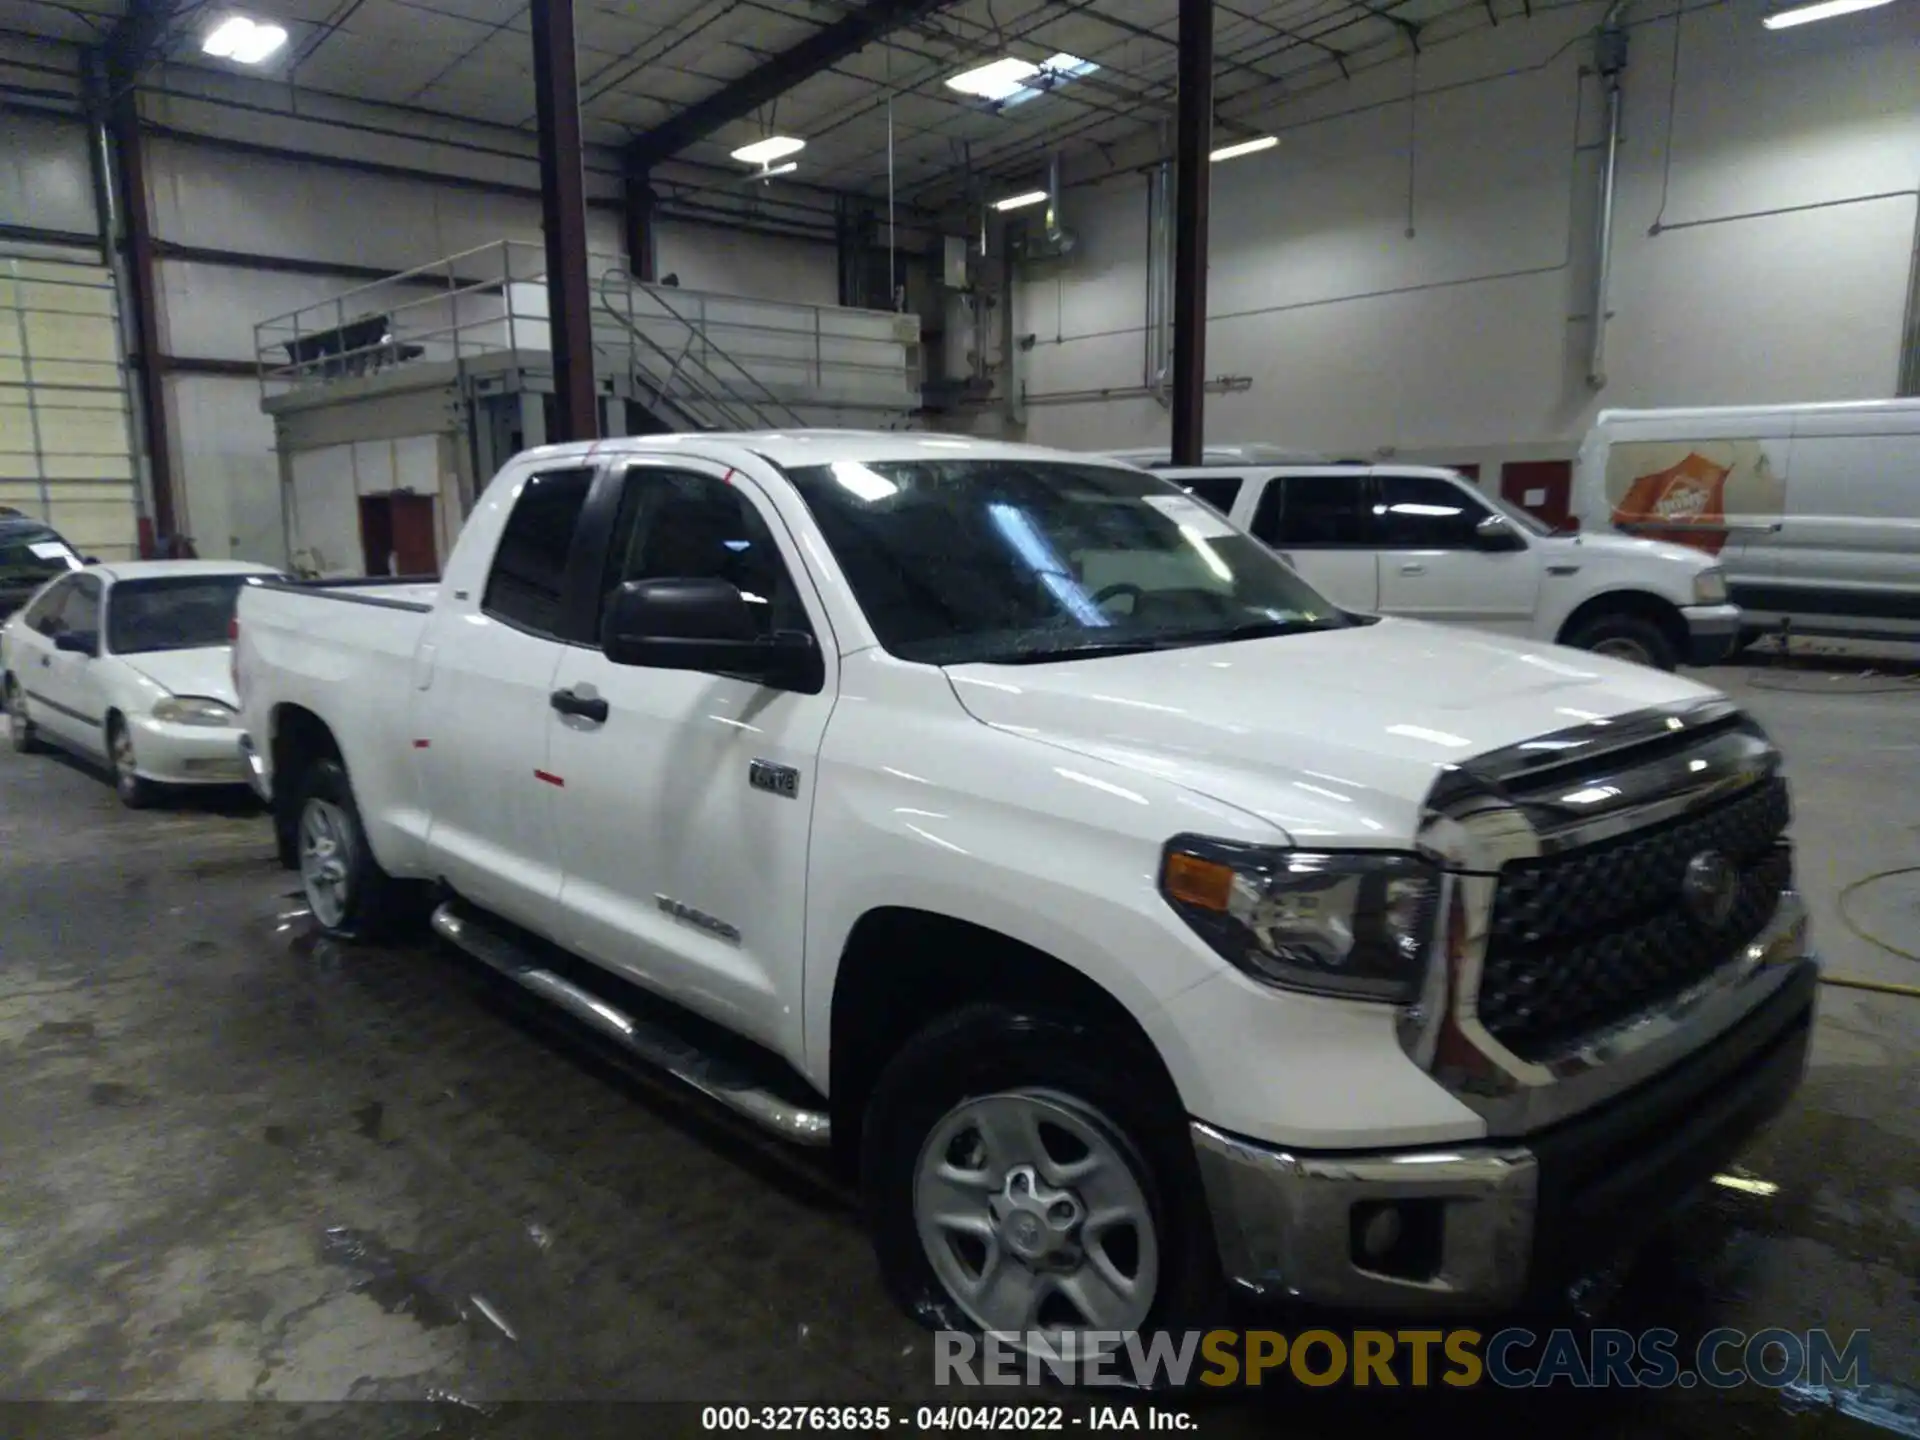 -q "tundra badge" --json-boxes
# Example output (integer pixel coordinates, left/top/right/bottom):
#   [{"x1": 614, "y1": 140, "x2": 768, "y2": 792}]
[{"x1": 749, "y1": 759, "x2": 801, "y2": 799}]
